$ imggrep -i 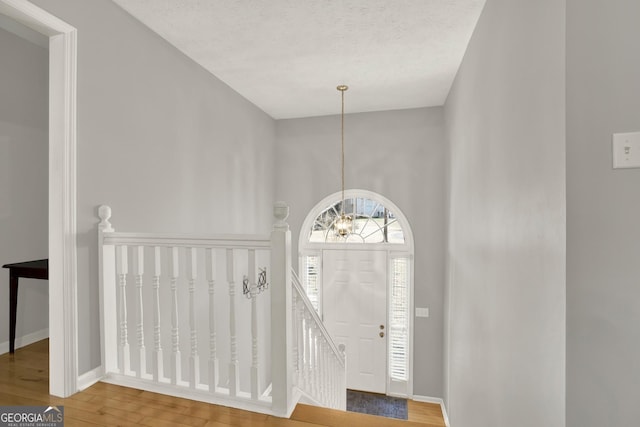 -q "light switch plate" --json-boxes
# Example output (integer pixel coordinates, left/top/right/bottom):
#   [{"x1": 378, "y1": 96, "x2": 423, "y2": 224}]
[
  {"x1": 416, "y1": 307, "x2": 429, "y2": 318},
  {"x1": 613, "y1": 132, "x2": 640, "y2": 169}
]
